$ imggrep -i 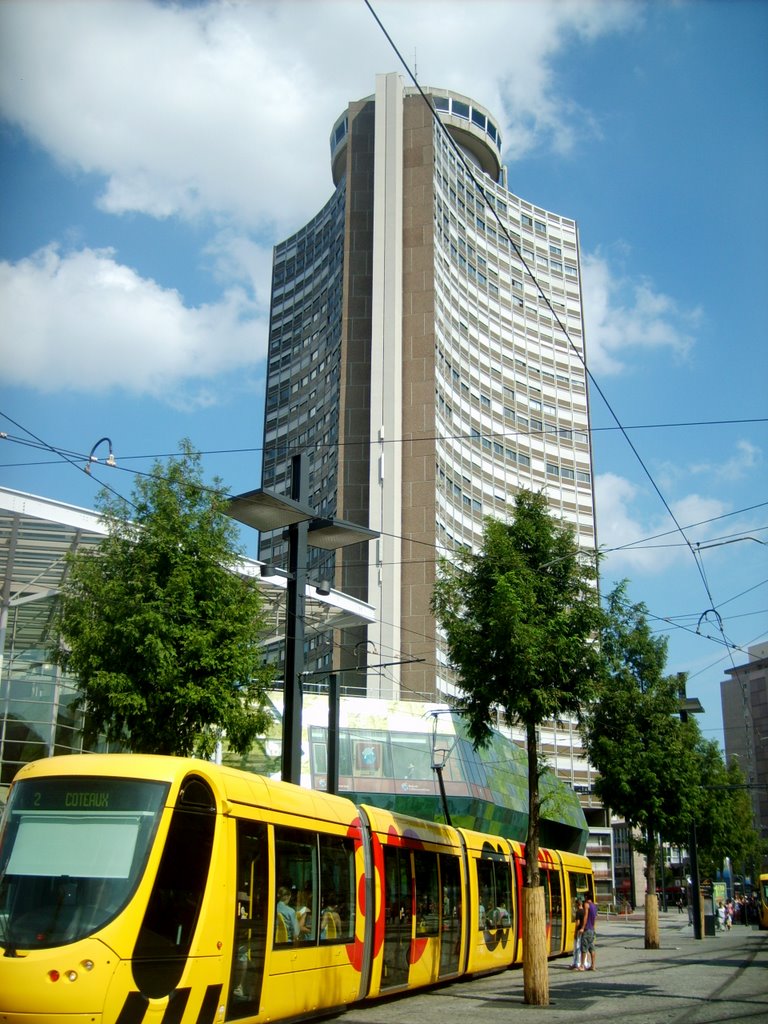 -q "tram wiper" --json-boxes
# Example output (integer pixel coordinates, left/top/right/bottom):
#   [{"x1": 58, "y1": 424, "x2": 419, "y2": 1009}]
[{"x1": 0, "y1": 870, "x2": 14, "y2": 956}]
